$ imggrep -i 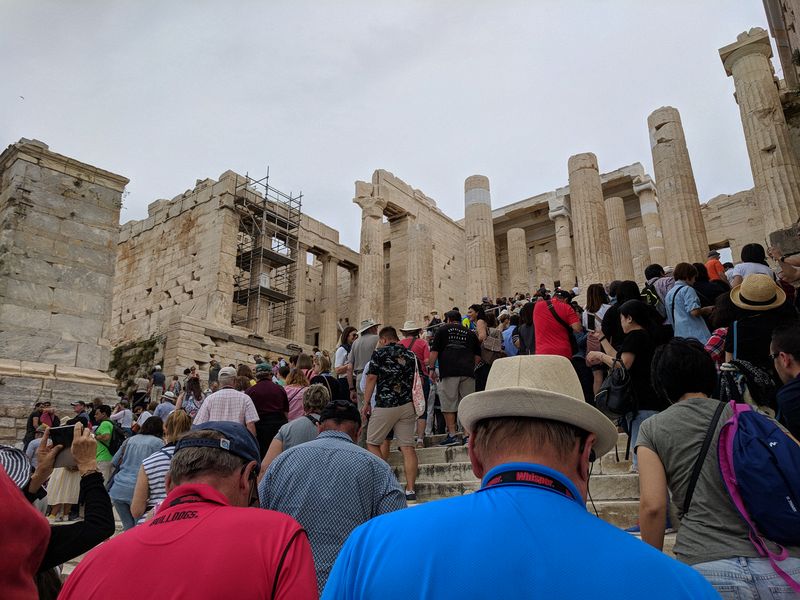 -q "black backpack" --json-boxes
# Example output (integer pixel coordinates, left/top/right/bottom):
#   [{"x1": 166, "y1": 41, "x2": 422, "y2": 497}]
[{"x1": 102, "y1": 422, "x2": 127, "y2": 456}]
